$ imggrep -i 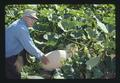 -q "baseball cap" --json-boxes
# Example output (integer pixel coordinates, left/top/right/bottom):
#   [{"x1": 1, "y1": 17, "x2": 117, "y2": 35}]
[{"x1": 23, "y1": 9, "x2": 38, "y2": 20}]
